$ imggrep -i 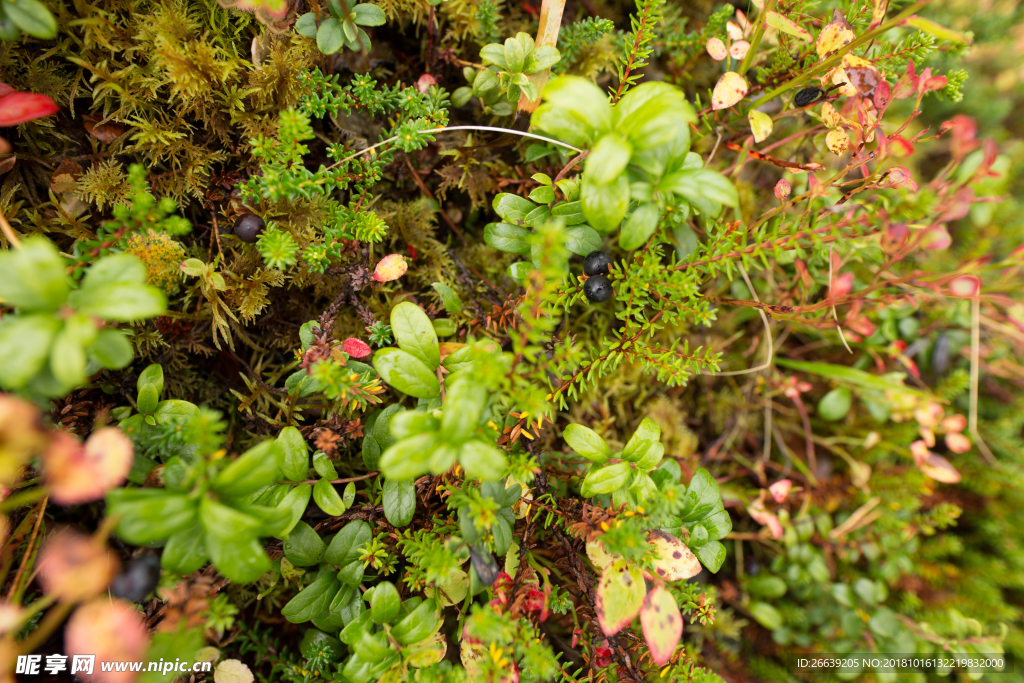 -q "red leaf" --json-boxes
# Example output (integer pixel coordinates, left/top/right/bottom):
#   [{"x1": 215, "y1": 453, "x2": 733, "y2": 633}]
[
  {"x1": 0, "y1": 92, "x2": 59, "y2": 127},
  {"x1": 343, "y1": 338, "x2": 372, "y2": 358}
]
